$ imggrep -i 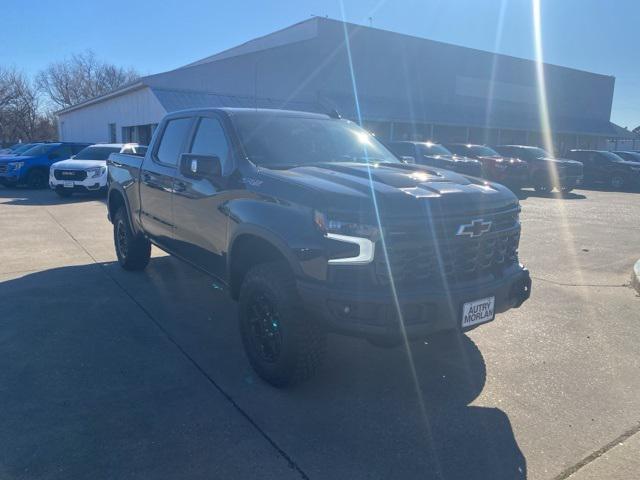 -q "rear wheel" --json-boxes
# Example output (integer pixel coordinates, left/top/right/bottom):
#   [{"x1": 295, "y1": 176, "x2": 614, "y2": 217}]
[
  {"x1": 27, "y1": 169, "x2": 48, "y2": 189},
  {"x1": 113, "y1": 208, "x2": 151, "y2": 271},
  {"x1": 239, "y1": 262, "x2": 326, "y2": 387}
]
